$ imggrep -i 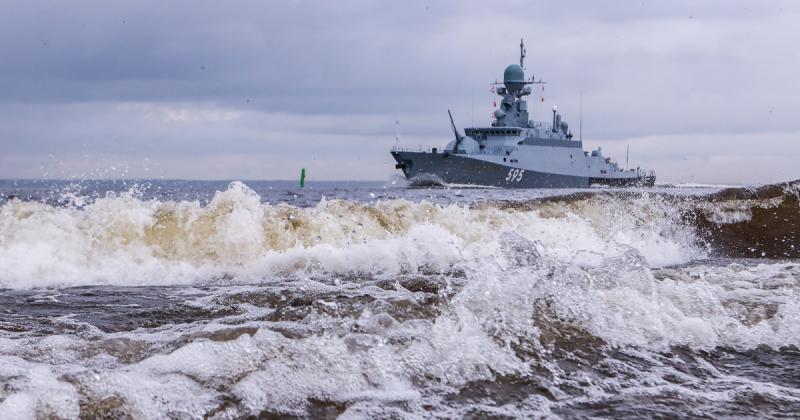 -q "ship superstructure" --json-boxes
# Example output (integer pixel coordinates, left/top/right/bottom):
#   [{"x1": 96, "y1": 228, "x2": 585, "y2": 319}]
[{"x1": 391, "y1": 40, "x2": 655, "y2": 188}]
